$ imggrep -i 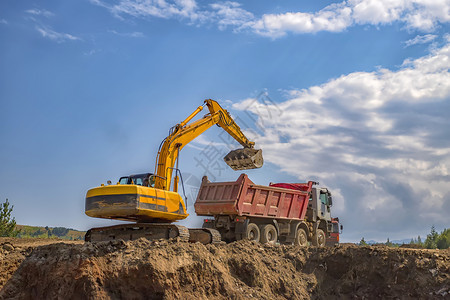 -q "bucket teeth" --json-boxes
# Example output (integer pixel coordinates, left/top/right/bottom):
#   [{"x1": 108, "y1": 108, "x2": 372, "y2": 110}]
[{"x1": 224, "y1": 148, "x2": 263, "y2": 170}]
